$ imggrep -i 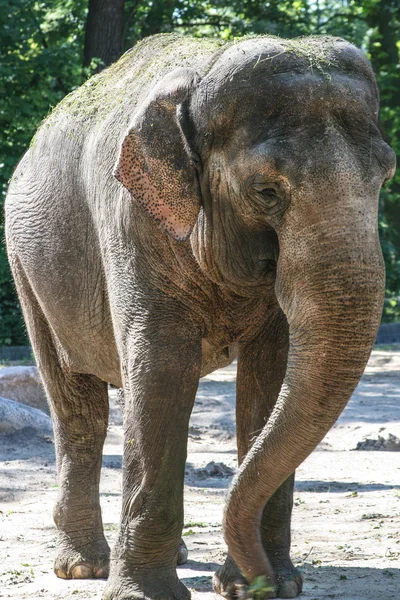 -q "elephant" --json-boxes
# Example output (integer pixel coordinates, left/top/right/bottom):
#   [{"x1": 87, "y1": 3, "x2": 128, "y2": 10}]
[{"x1": 5, "y1": 33, "x2": 395, "y2": 600}]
